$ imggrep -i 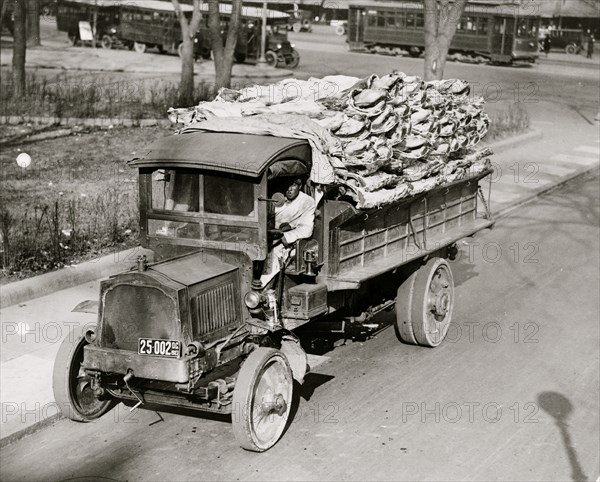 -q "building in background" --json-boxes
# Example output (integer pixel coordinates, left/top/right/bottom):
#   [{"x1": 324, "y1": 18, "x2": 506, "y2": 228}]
[{"x1": 536, "y1": 0, "x2": 599, "y2": 37}]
